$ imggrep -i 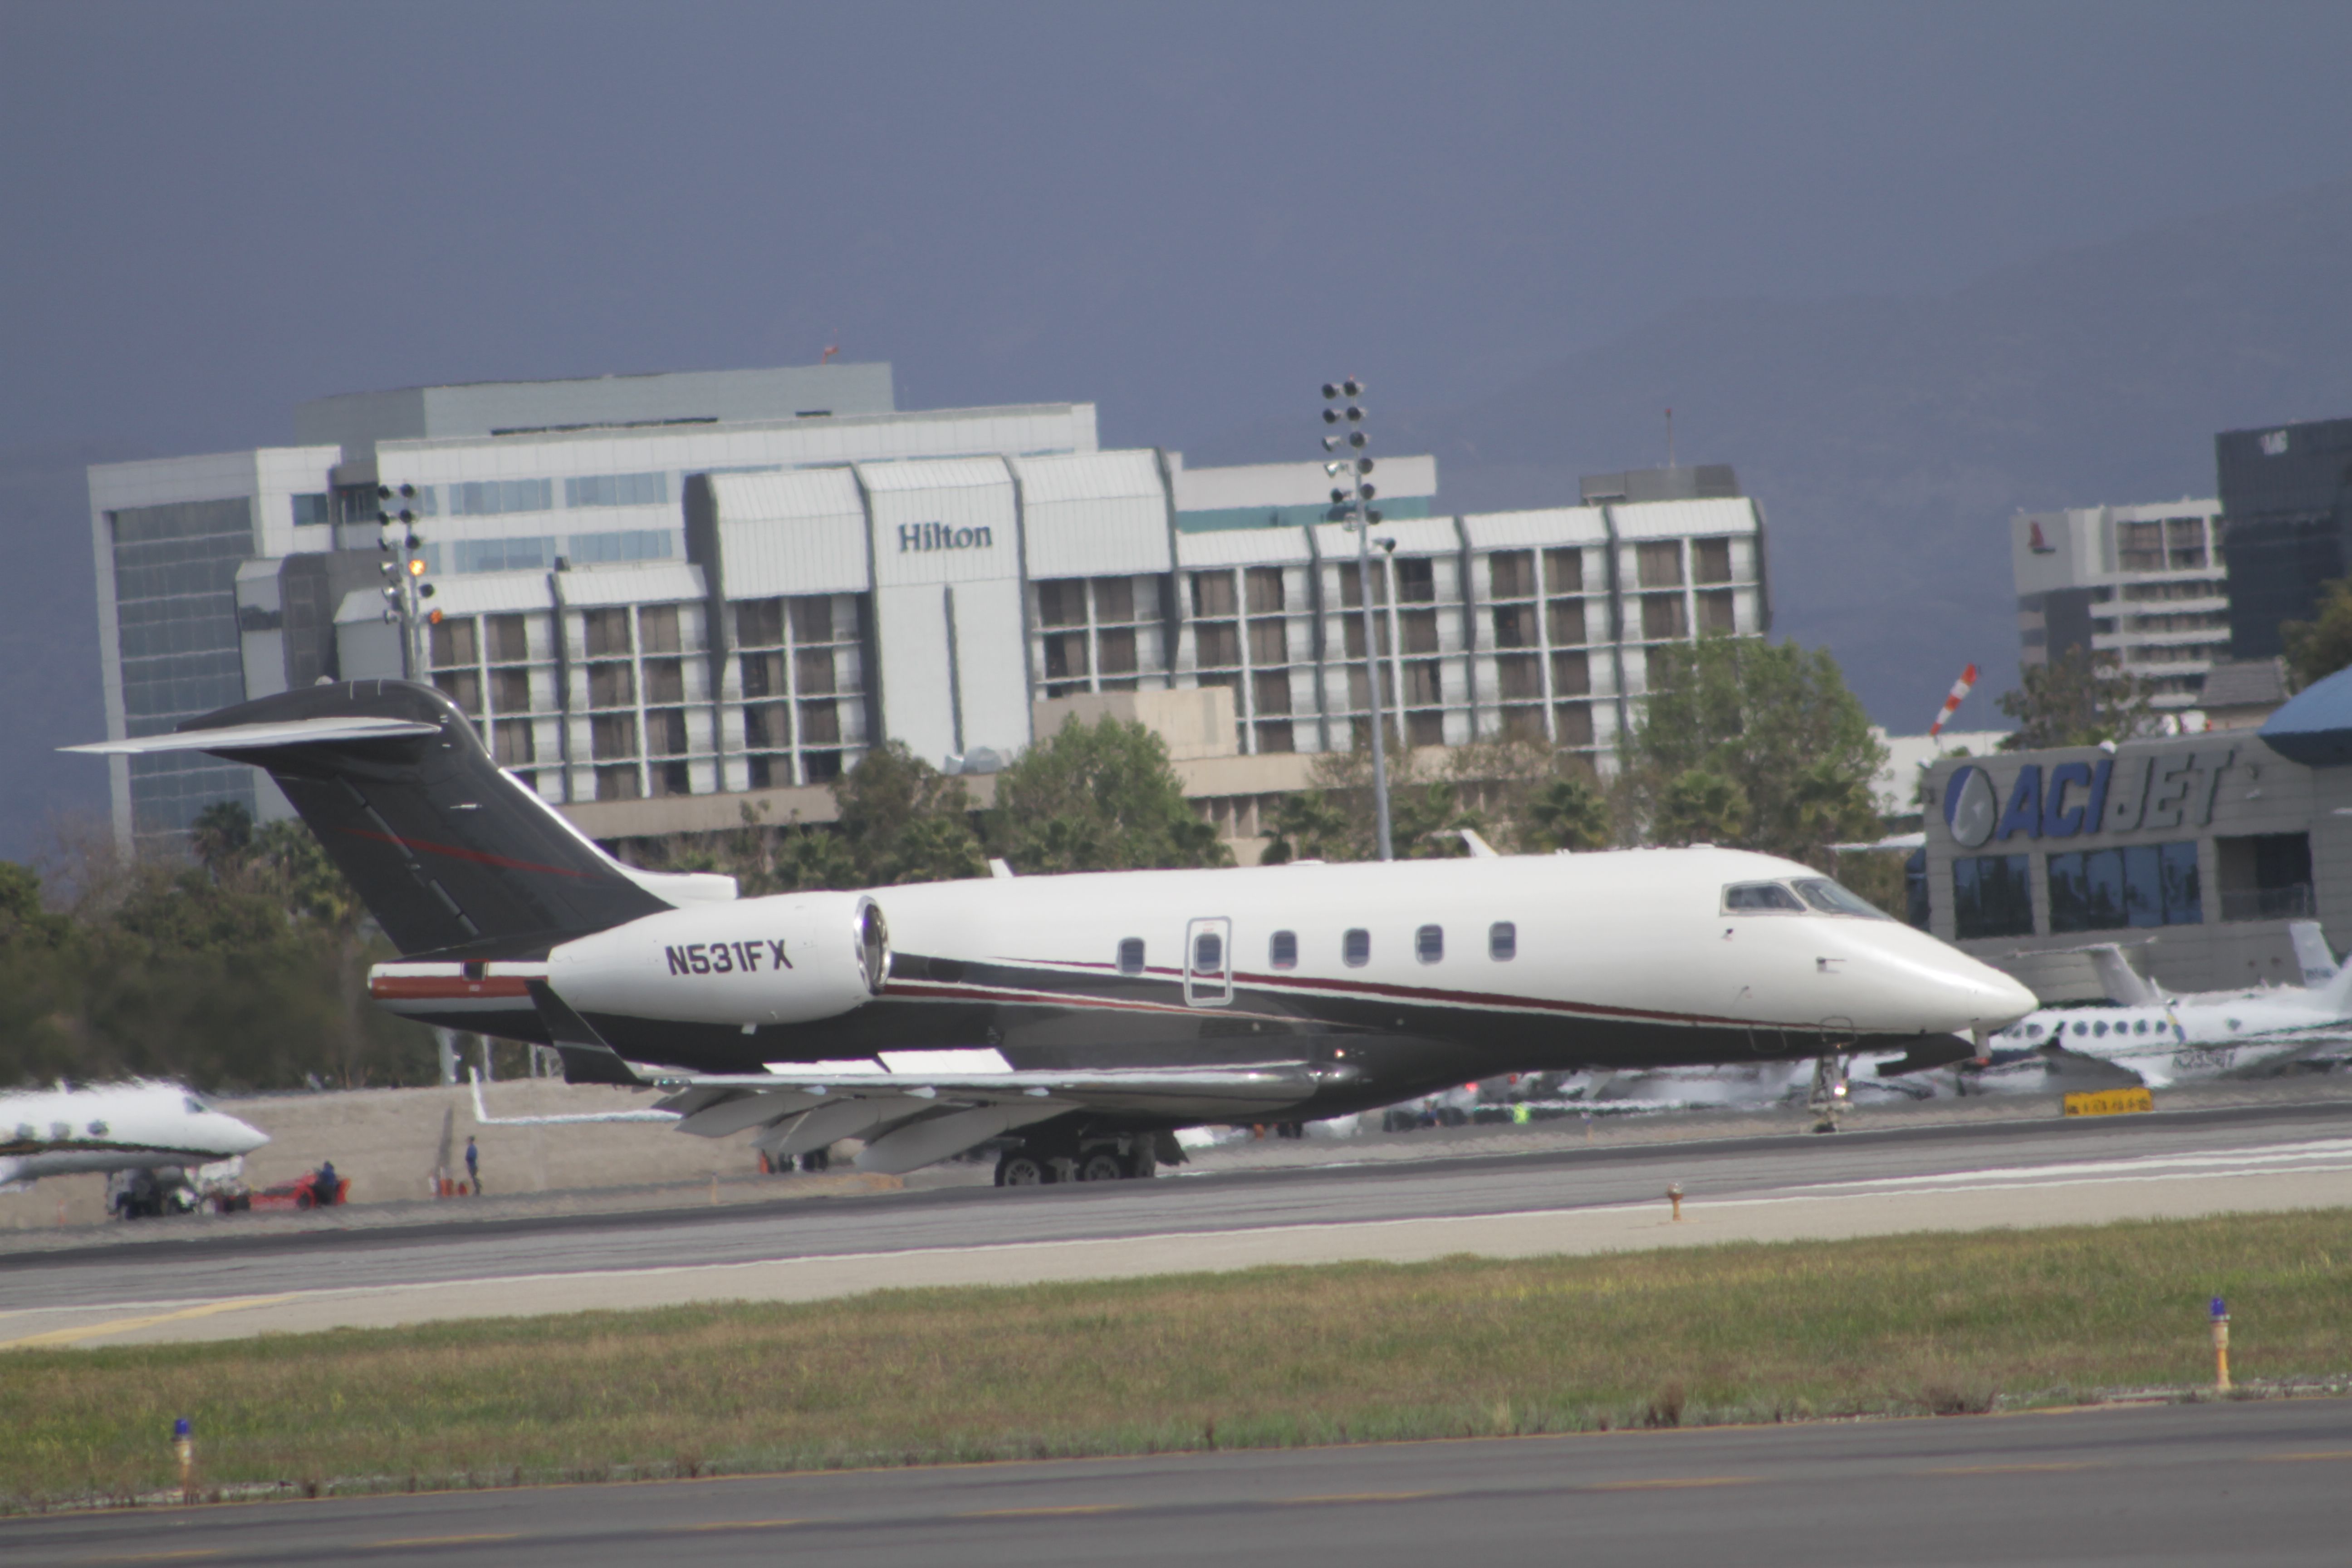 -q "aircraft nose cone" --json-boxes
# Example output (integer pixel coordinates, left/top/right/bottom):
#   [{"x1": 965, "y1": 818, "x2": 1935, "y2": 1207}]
[
  {"x1": 1949, "y1": 965, "x2": 2038, "y2": 1029},
  {"x1": 224, "y1": 1115, "x2": 270, "y2": 1154}
]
